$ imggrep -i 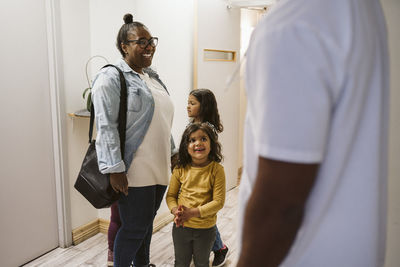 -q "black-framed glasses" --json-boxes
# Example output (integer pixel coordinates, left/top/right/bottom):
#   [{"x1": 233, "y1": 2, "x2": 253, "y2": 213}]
[{"x1": 127, "y1": 37, "x2": 158, "y2": 49}]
